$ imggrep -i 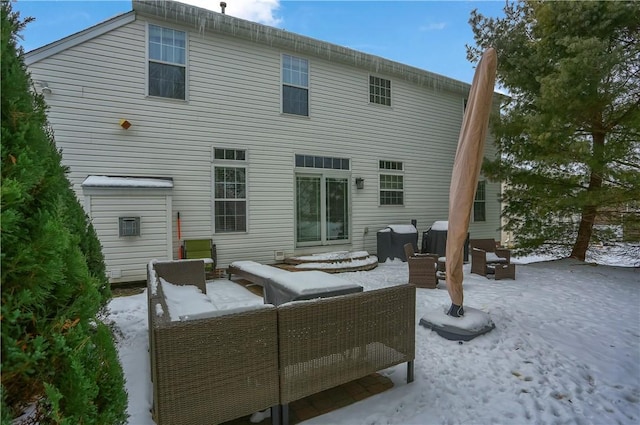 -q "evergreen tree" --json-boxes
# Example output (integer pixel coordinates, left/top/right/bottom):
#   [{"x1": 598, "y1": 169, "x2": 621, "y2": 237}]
[
  {"x1": 1, "y1": 2, "x2": 127, "y2": 423},
  {"x1": 468, "y1": 0, "x2": 640, "y2": 260}
]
